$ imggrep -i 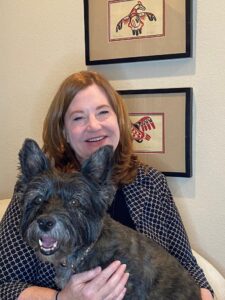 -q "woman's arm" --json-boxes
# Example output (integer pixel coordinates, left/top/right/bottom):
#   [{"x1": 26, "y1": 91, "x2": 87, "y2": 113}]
[
  {"x1": 123, "y1": 166, "x2": 214, "y2": 297},
  {"x1": 201, "y1": 288, "x2": 214, "y2": 300},
  {"x1": 150, "y1": 170, "x2": 214, "y2": 297},
  {"x1": 18, "y1": 287, "x2": 57, "y2": 300}
]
